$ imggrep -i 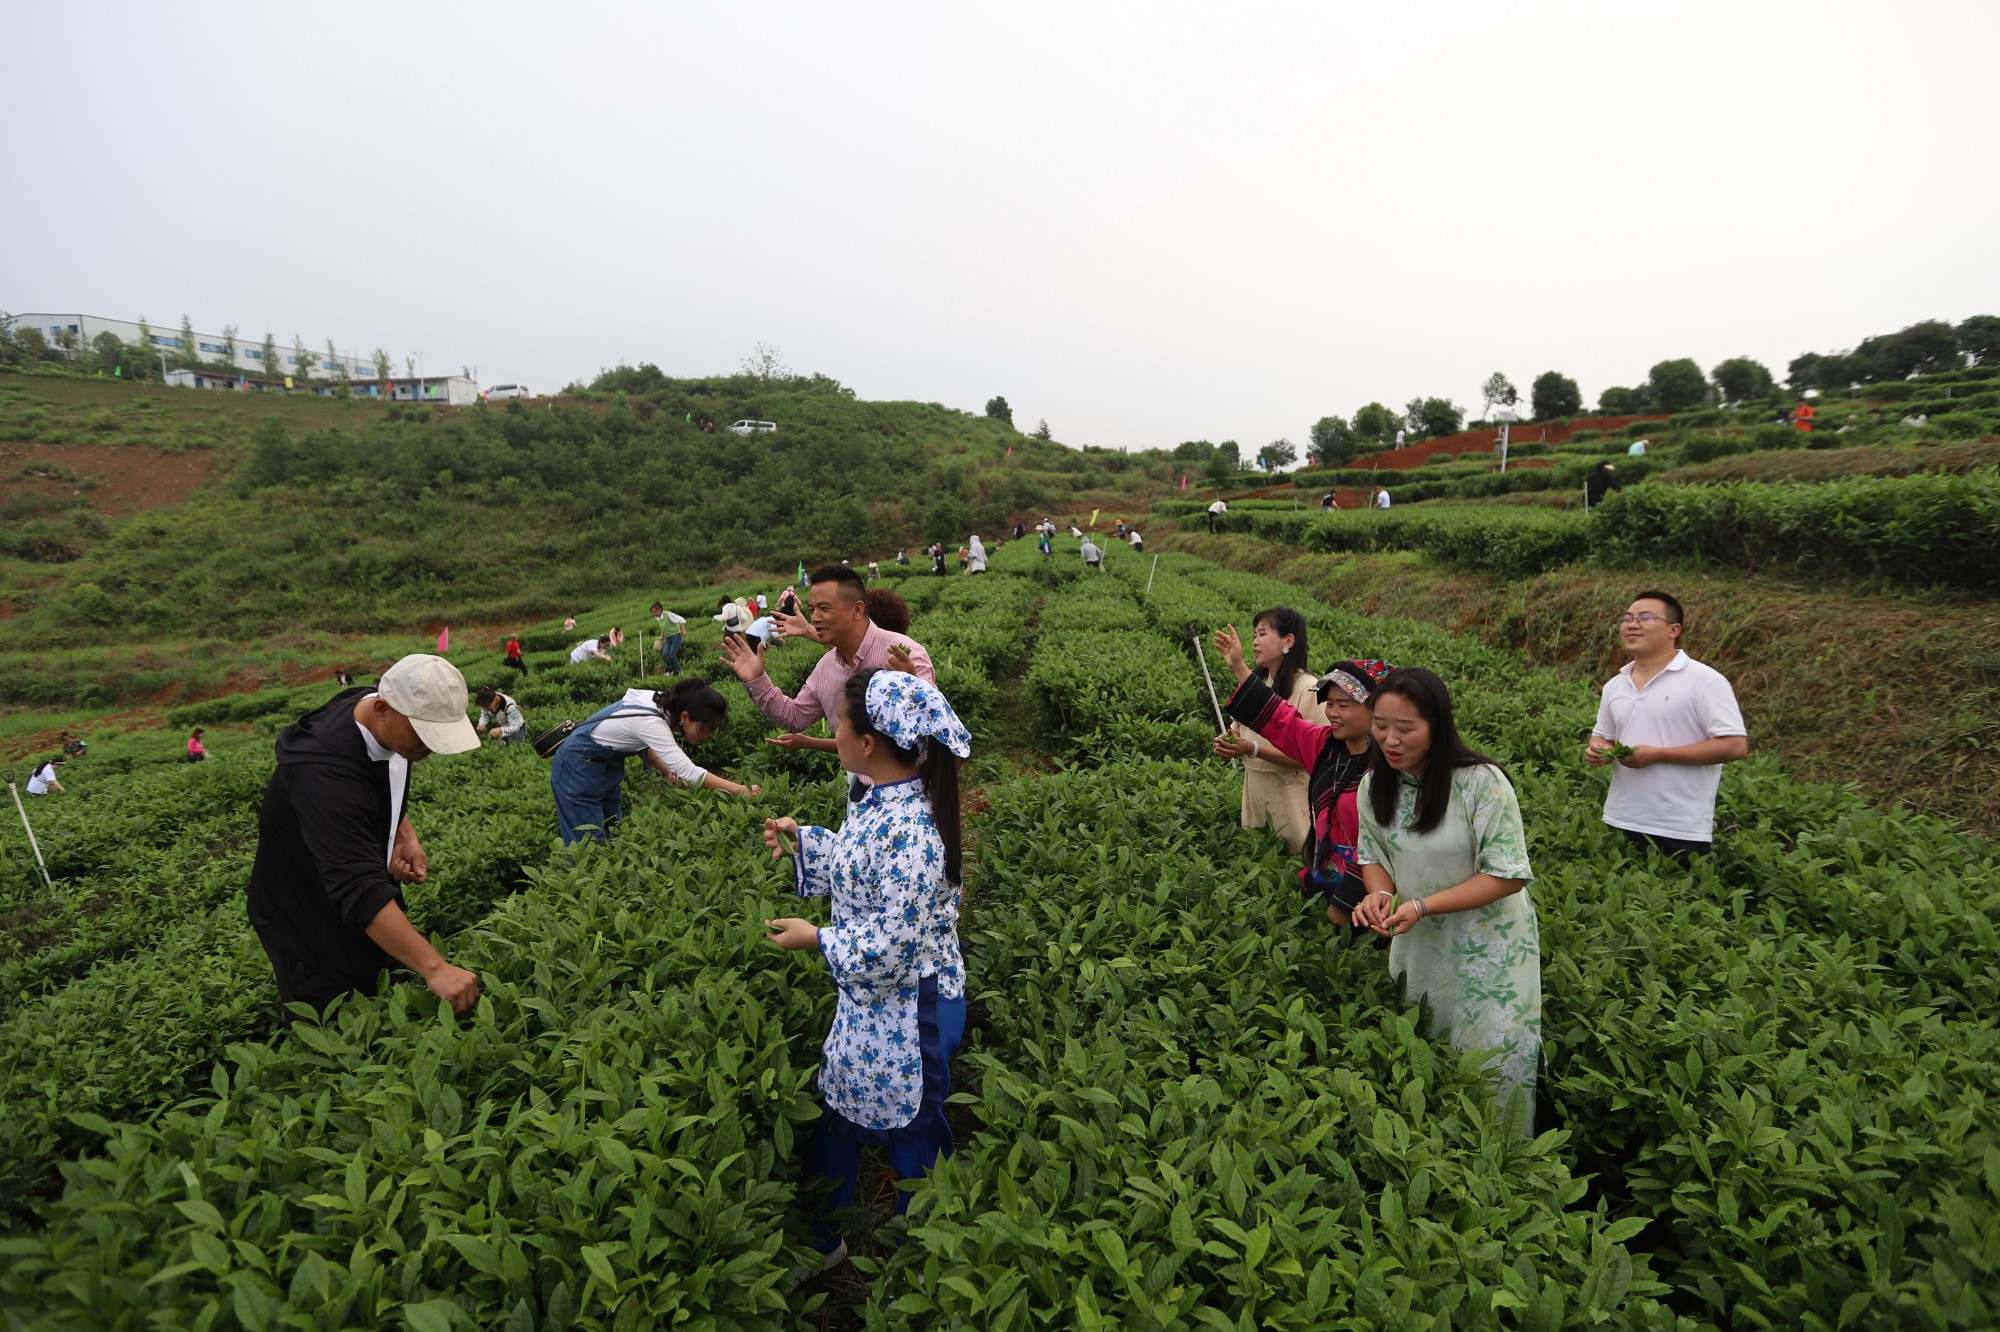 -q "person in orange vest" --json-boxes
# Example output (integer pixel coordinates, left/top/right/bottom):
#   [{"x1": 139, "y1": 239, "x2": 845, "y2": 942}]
[{"x1": 1793, "y1": 399, "x2": 1815, "y2": 434}]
